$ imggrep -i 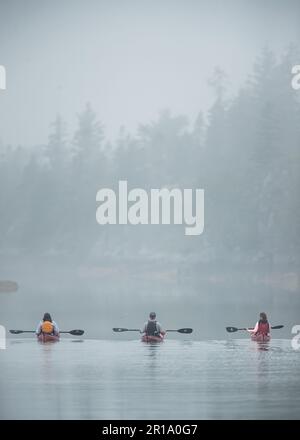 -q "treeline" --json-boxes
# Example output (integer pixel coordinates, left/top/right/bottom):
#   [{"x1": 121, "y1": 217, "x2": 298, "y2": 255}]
[{"x1": 0, "y1": 47, "x2": 299, "y2": 266}]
